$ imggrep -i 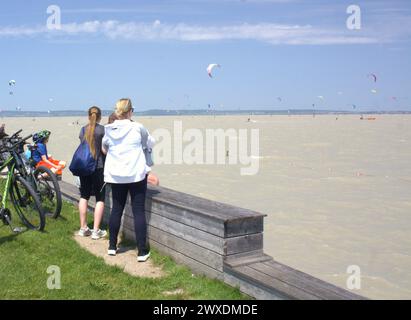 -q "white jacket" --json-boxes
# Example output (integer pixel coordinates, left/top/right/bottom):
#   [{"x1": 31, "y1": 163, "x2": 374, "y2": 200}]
[{"x1": 102, "y1": 120, "x2": 155, "y2": 184}]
